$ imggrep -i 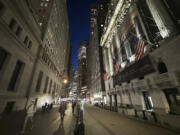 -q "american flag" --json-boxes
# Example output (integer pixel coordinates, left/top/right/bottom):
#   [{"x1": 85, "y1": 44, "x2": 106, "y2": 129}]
[
  {"x1": 135, "y1": 38, "x2": 146, "y2": 60},
  {"x1": 114, "y1": 61, "x2": 121, "y2": 75},
  {"x1": 103, "y1": 72, "x2": 108, "y2": 81}
]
